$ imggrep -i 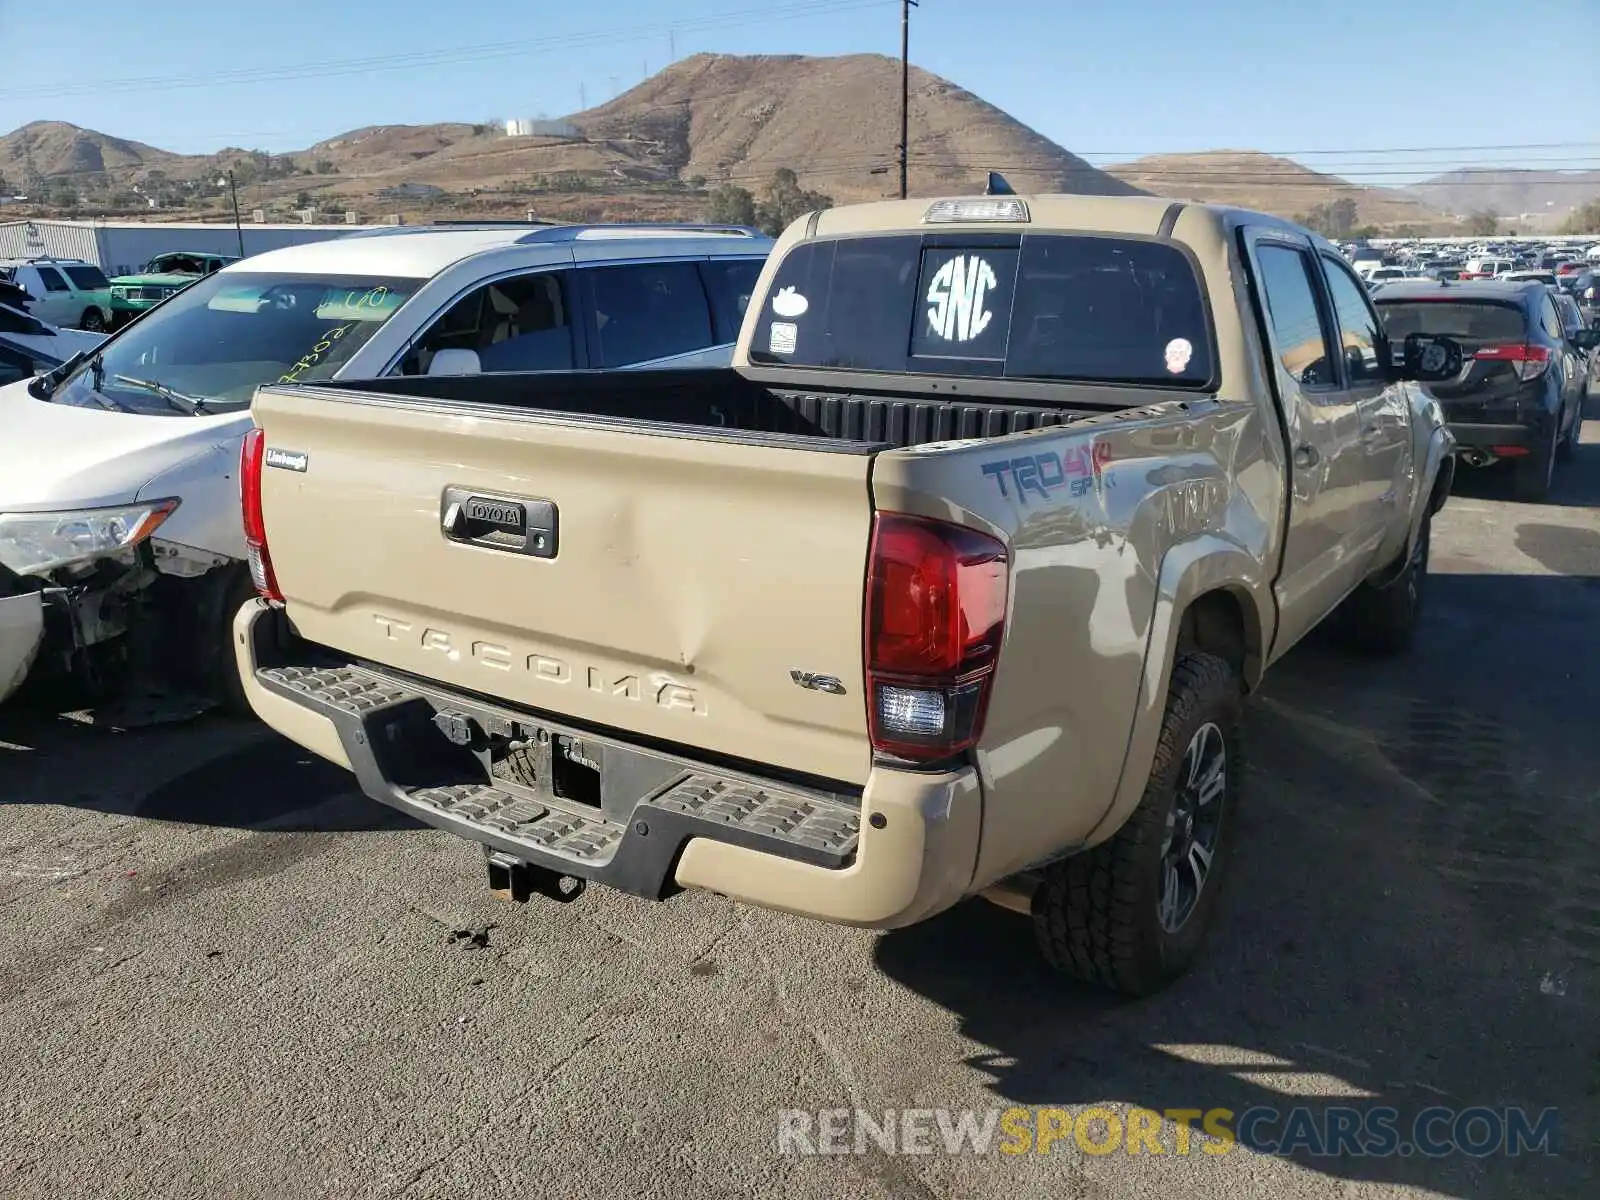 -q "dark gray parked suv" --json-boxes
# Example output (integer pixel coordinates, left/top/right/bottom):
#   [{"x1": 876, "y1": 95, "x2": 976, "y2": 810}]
[{"x1": 1375, "y1": 279, "x2": 1597, "y2": 501}]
